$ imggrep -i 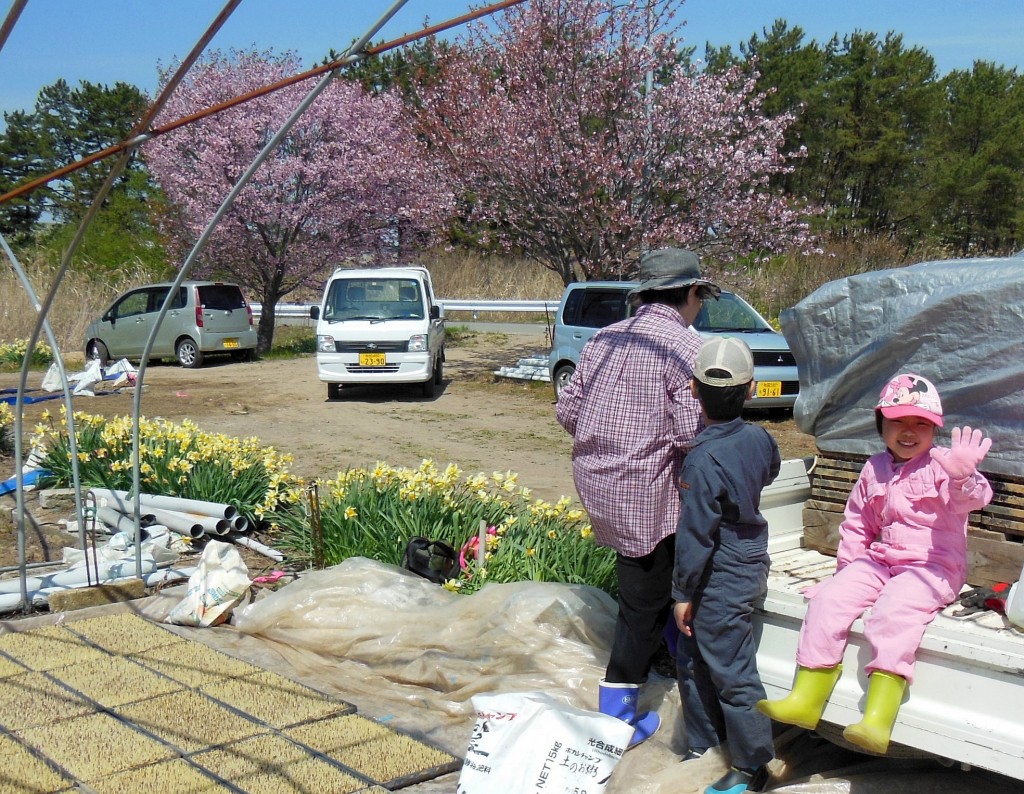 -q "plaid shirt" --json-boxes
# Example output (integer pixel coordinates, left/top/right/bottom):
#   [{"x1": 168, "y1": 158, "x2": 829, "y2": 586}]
[{"x1": 555, "y1": 303, "x2": 703, "y2": 556}]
